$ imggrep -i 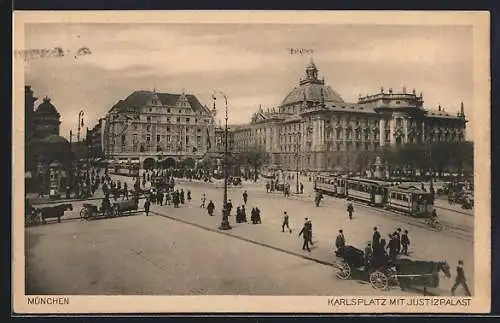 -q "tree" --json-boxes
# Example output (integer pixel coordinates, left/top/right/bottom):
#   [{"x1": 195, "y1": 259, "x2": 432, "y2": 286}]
[{"x1": 238, "y1": 145, "x2": 270, "y2": 181}]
